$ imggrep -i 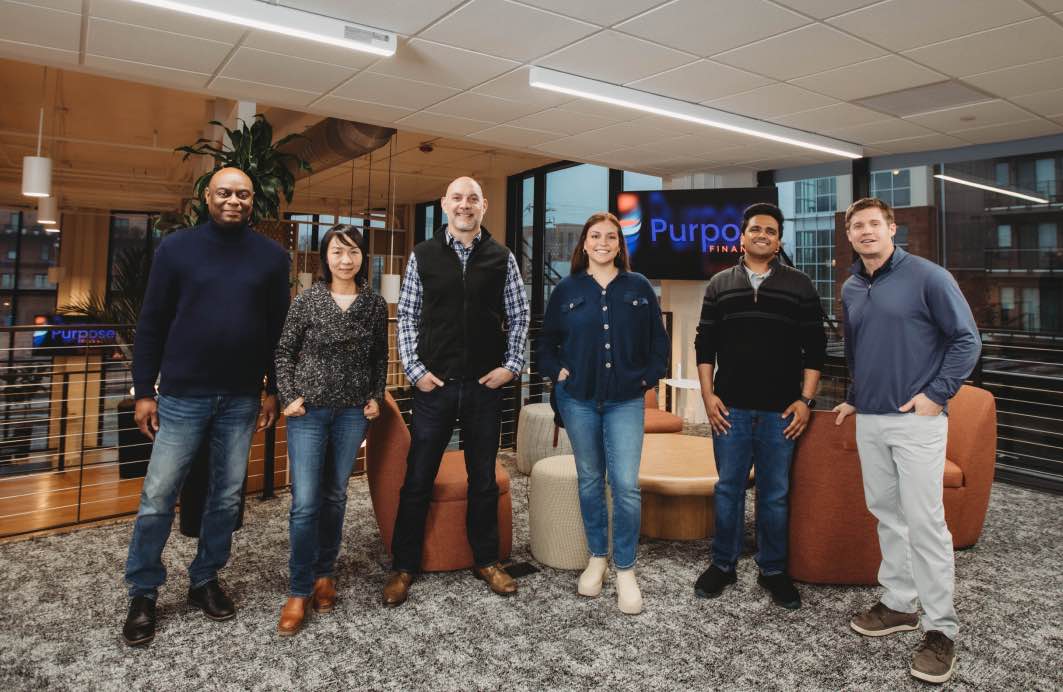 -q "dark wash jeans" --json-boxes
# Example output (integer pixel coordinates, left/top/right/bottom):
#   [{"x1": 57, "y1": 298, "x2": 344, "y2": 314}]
[
  {"x1": 711, "y1": 407, "x2": 796, "y2": 576},
  {"x1": 391, "y1": 378, "x2": 503, "y2": 572},
  {"x1": 125, "y1": 394, "x2": 259, "y2": 599}
]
